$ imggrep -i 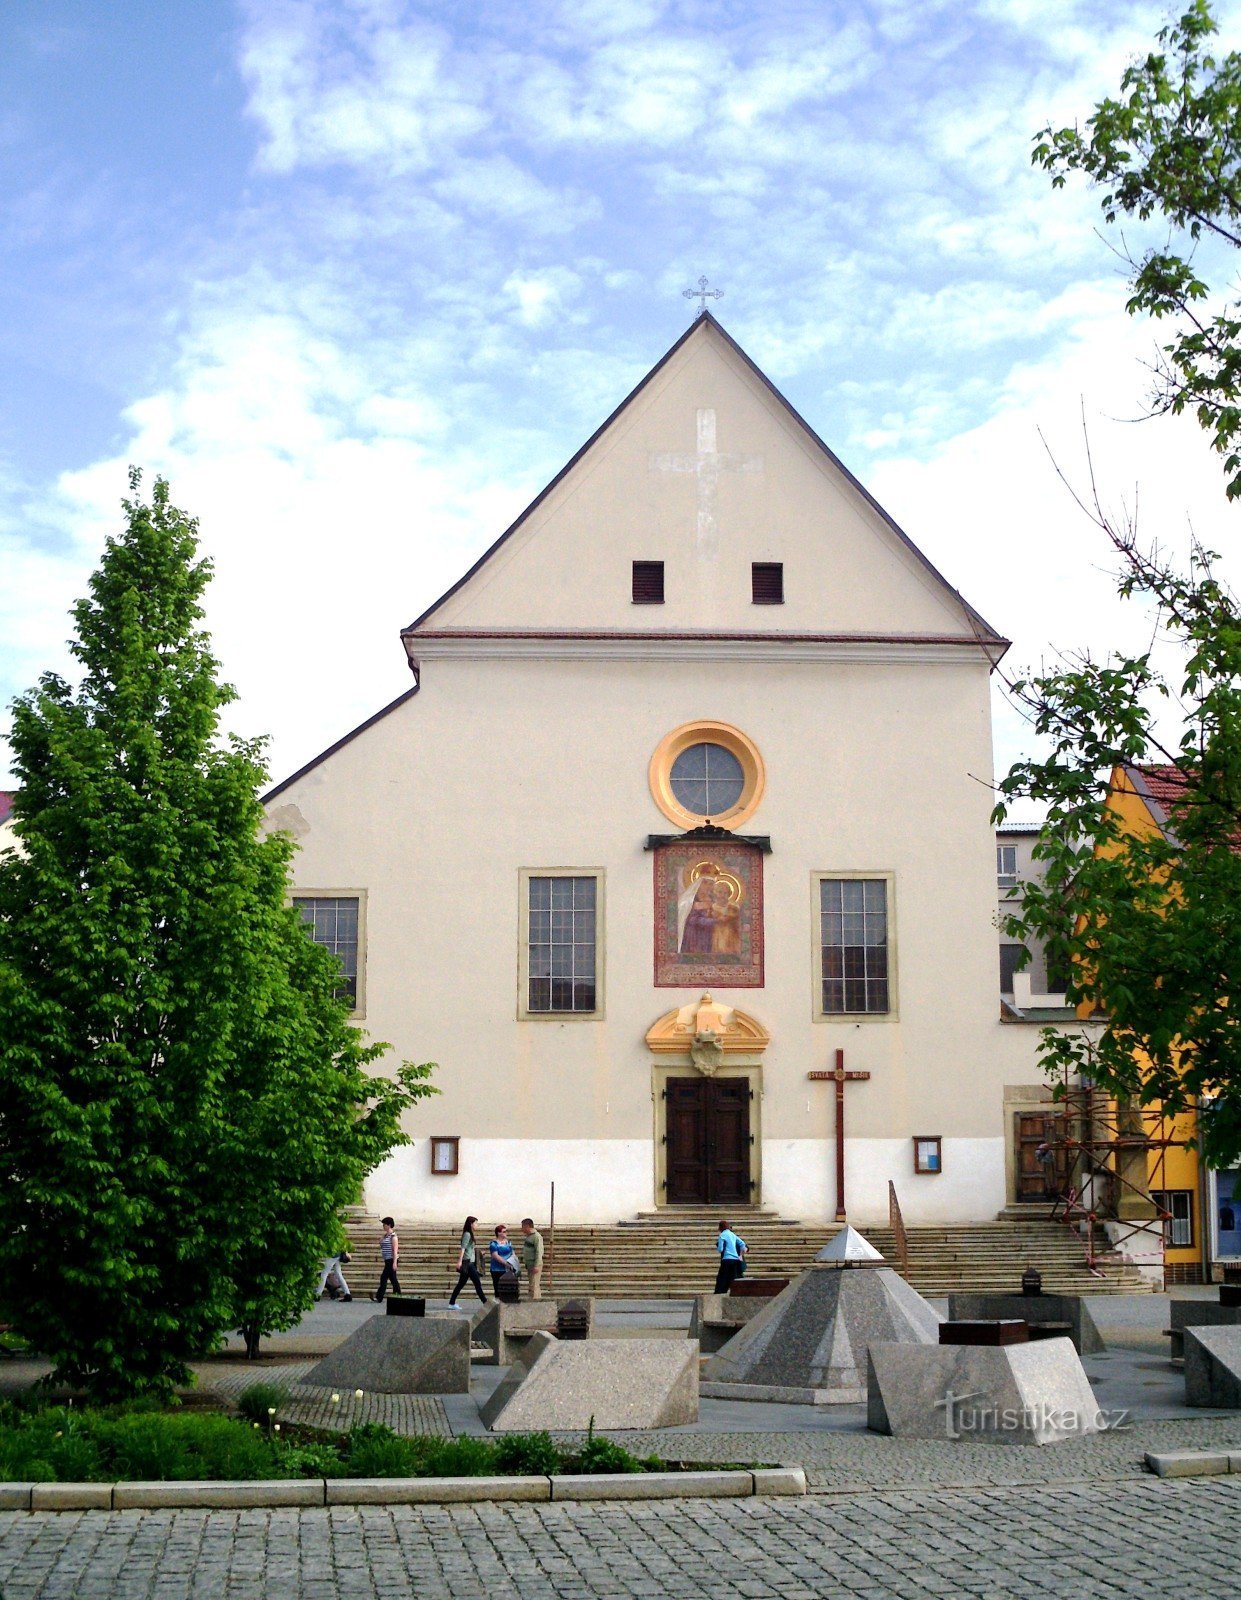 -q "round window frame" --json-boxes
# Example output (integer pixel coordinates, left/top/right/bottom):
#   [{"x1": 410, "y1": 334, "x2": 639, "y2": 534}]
[{"x1": 649, "y1": 721, "x2": 766, "y2": 830}]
